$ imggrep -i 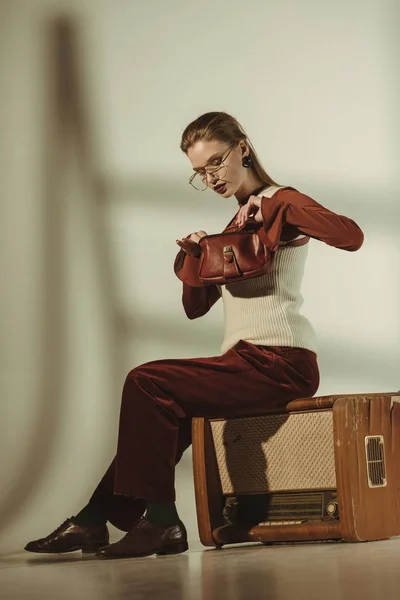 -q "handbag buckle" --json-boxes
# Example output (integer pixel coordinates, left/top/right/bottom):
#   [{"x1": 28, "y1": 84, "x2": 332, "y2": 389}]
[{"x1": 223, "y1": 245, "x2": 234, "y2": 265}]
